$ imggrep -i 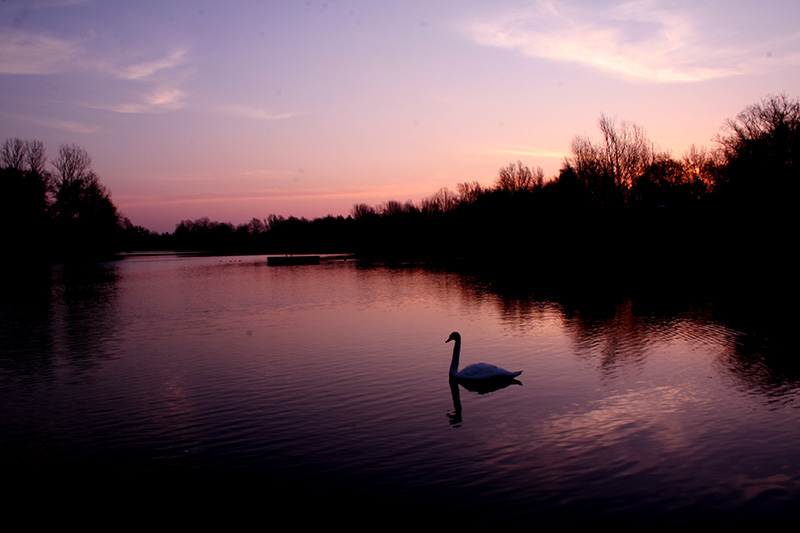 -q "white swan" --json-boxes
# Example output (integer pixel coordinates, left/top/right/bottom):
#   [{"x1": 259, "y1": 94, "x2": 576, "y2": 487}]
[{"x1": 446, "y1": 332, "x2": 522, "y2": 381}]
